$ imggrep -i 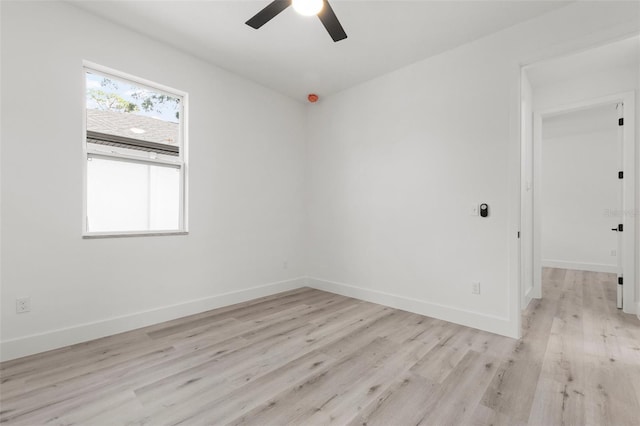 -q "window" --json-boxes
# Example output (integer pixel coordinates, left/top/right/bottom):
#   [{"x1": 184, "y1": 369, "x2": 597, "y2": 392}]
[{"x1": 83, "y1": 63, "x2": 187, "y2": 237}]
